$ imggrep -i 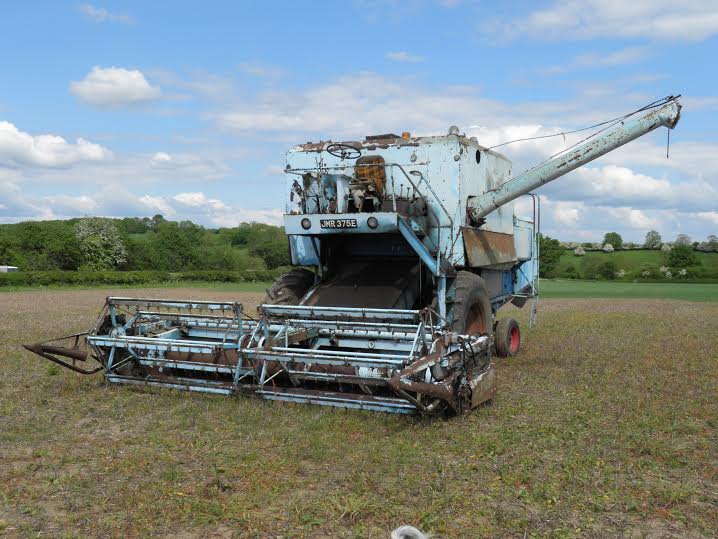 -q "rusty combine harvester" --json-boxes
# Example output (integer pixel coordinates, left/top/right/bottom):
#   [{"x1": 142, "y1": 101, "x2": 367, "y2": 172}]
[{"x1": 25, "y1": 97, "x2": 682, "y2": 415}]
